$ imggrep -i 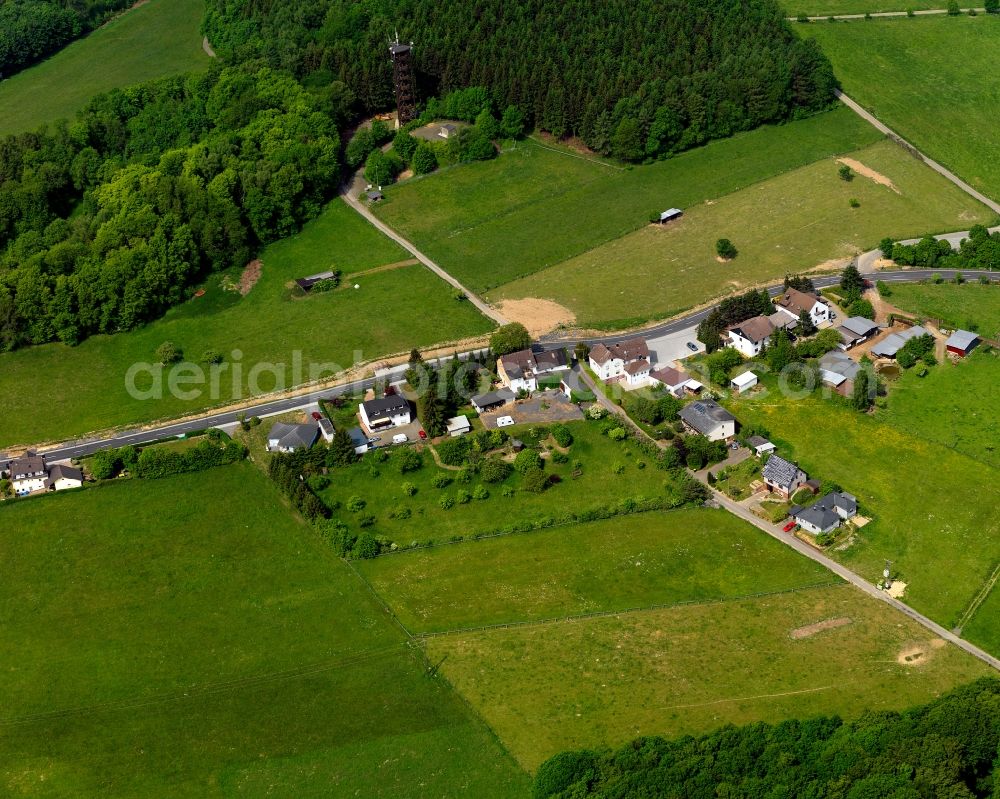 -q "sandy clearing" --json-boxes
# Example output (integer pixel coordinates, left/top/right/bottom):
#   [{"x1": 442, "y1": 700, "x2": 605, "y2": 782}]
[
  {"x1": 897, "y1": 638, "x2": 945, "y2": 666},
  {"x1": 837, "y1": 157, "x2": 900, "y2": 194},
  {"x1": 887, "y1": 581, "x2": 907, "y2": 599},
  {"x1": 239, "y1": 260, "x2": 262, "y2": 296},
  {"x1": 497, "y1": 298, "x2": 576, "y2": 337},
  {"x1": 789, "y1": 617, "x2": 852, "y2": 640}
]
